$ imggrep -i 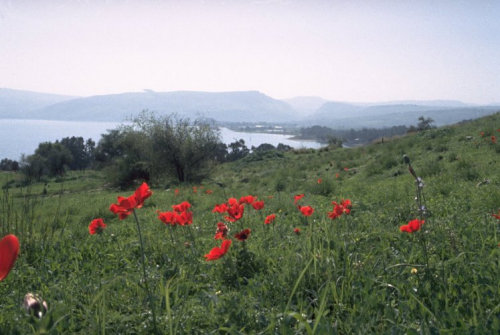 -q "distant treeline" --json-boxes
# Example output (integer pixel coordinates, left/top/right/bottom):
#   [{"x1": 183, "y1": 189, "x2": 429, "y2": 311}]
[
  {"x1": 296, "y1": 125, "x2": 409, "y2": 146},
  {"x1": 1, "y1": 115, "x2": 435, "y2": 186},
  {"x1": 1, "y1": 112, "x2": 293, "y2": 187},
  {"x1": 297, "y1": 116, "x2": 435, "y2": 146}
]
